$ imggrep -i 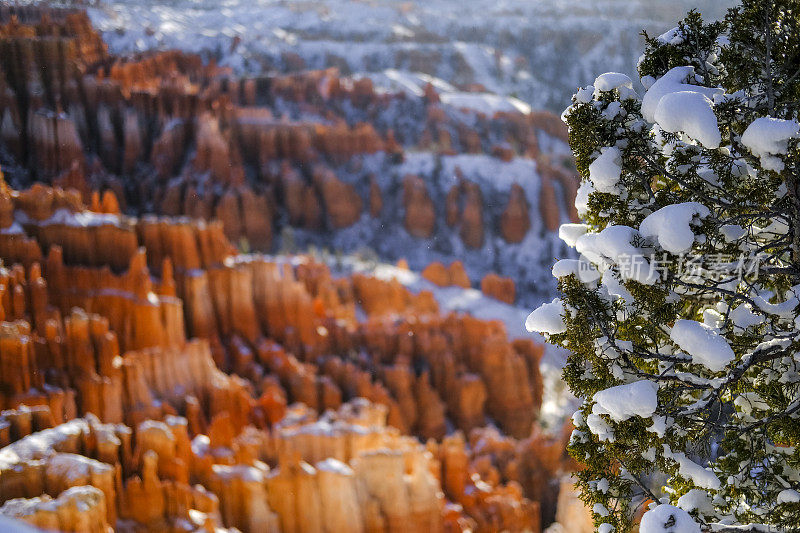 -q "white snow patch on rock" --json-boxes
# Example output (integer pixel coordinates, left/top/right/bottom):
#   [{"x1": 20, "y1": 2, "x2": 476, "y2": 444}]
[
  {"x1": 525, "y1": 298, "x2": 567, "y2": 334},
  {"x1": 0, "y1": 222, "x2": 23, "y2": 235},
  {"x1": 212, "y1": 463, "x2": 266, "y2": 482},
  {"x1": 440, "y1": 91, "x2": 532, "y2": 115},
  {"x1": 316, "y1": 458, "x2": 354, "y2": 475},
  {"x1": 0, "y1": 516, "x2": 40, "y2": 533},
  {"x1": 639, "y1": 202, "x2": 710, "y2": 254},
  {"x1": 670, "y1": 319, "x2": 734, "y2": 372},
  {"x1": 28, "y1": 208, "x2": 121, "y2": 228}
]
